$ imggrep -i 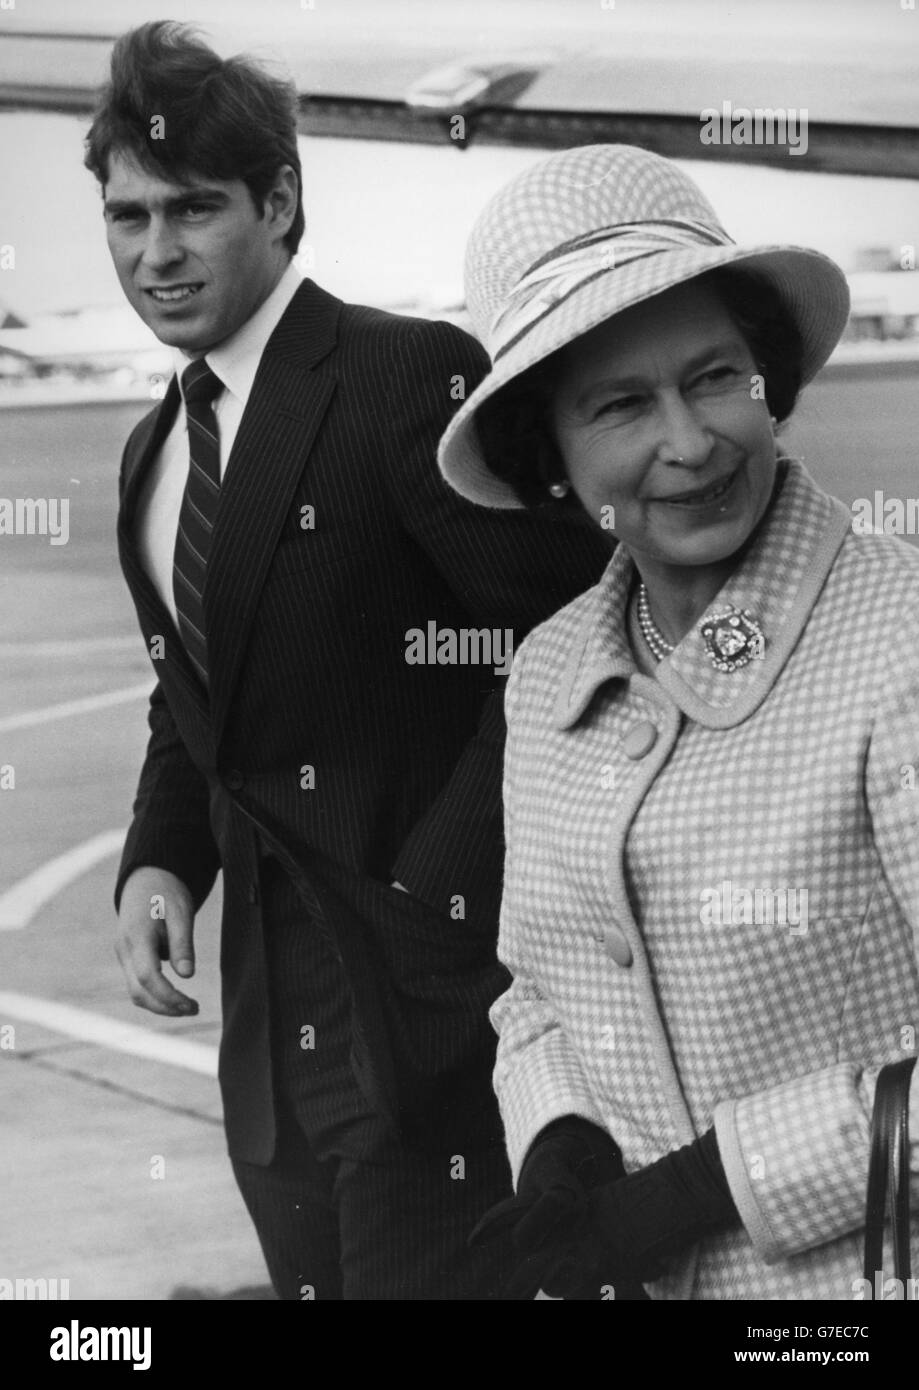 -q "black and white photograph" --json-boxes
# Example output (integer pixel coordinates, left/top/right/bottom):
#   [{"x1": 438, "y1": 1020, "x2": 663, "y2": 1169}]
[{"x1": 1, "y1": 0, "x2": 918, "y2": 1358}]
